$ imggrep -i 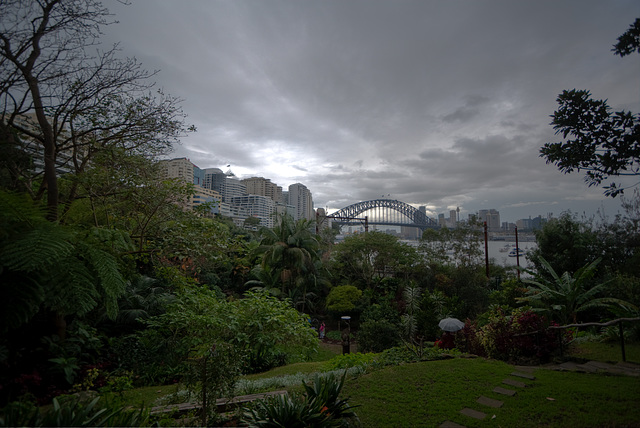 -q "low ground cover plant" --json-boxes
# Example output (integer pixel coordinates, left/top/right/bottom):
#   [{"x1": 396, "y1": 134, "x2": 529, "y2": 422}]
[{"x1": 241, "y1": 371, "x2": 359, "y2": 427}]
